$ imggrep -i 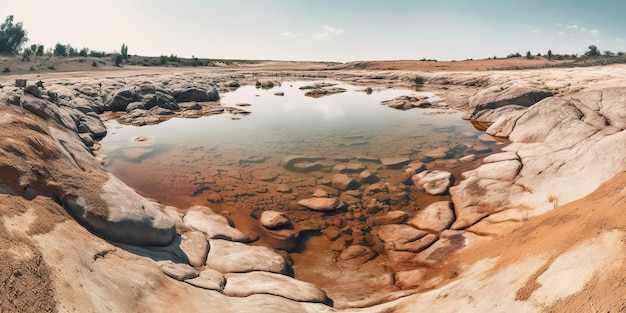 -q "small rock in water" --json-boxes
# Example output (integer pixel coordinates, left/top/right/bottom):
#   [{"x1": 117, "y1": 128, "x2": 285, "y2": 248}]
[
  {"x1": 260, "y1": 210, "x2": 292, "y2": 230},
  {"x1": 331, "y1": 174, "x2": 359, "y2": 190},
  {"x1": 380, "y1": 156, "x2": 410, "y2": 169},
  {"x1": 275, "y1": 184, "x2": 292, "y2": 193},
  {"x1": 297, "y1": 197, "x2": 343, "y2": 211}
]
